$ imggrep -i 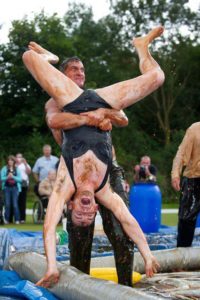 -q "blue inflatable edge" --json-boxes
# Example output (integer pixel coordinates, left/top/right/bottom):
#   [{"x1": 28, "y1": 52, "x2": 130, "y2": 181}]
[{"x1": 0, "y1": 270, "x2": 59, "y2": 300}]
